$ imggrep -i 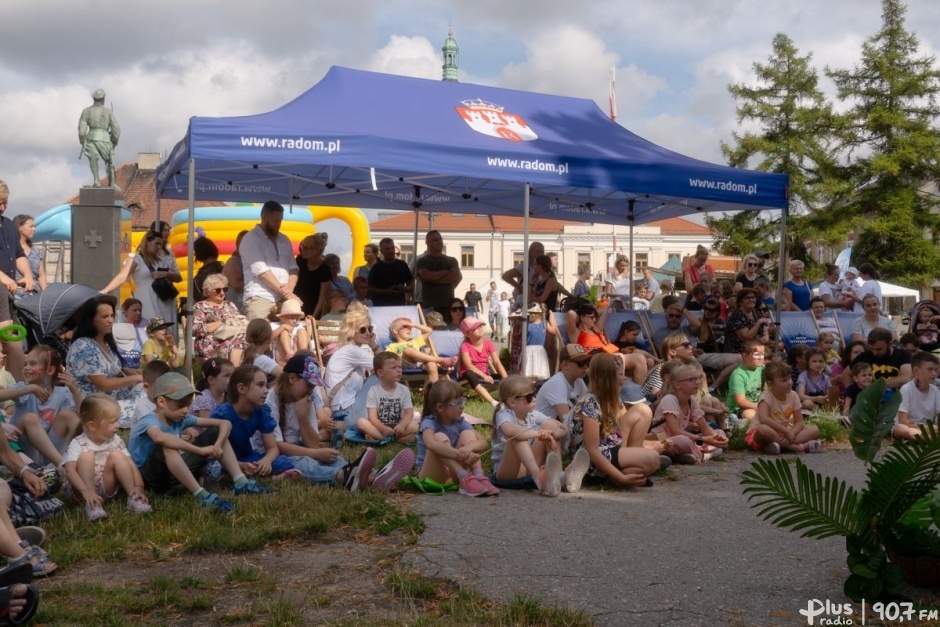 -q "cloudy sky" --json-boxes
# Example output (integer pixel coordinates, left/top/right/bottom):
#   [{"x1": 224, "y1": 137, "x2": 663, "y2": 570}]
[{"x1": 1, "y1": 0, "x2": 938, "y2": 218}]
